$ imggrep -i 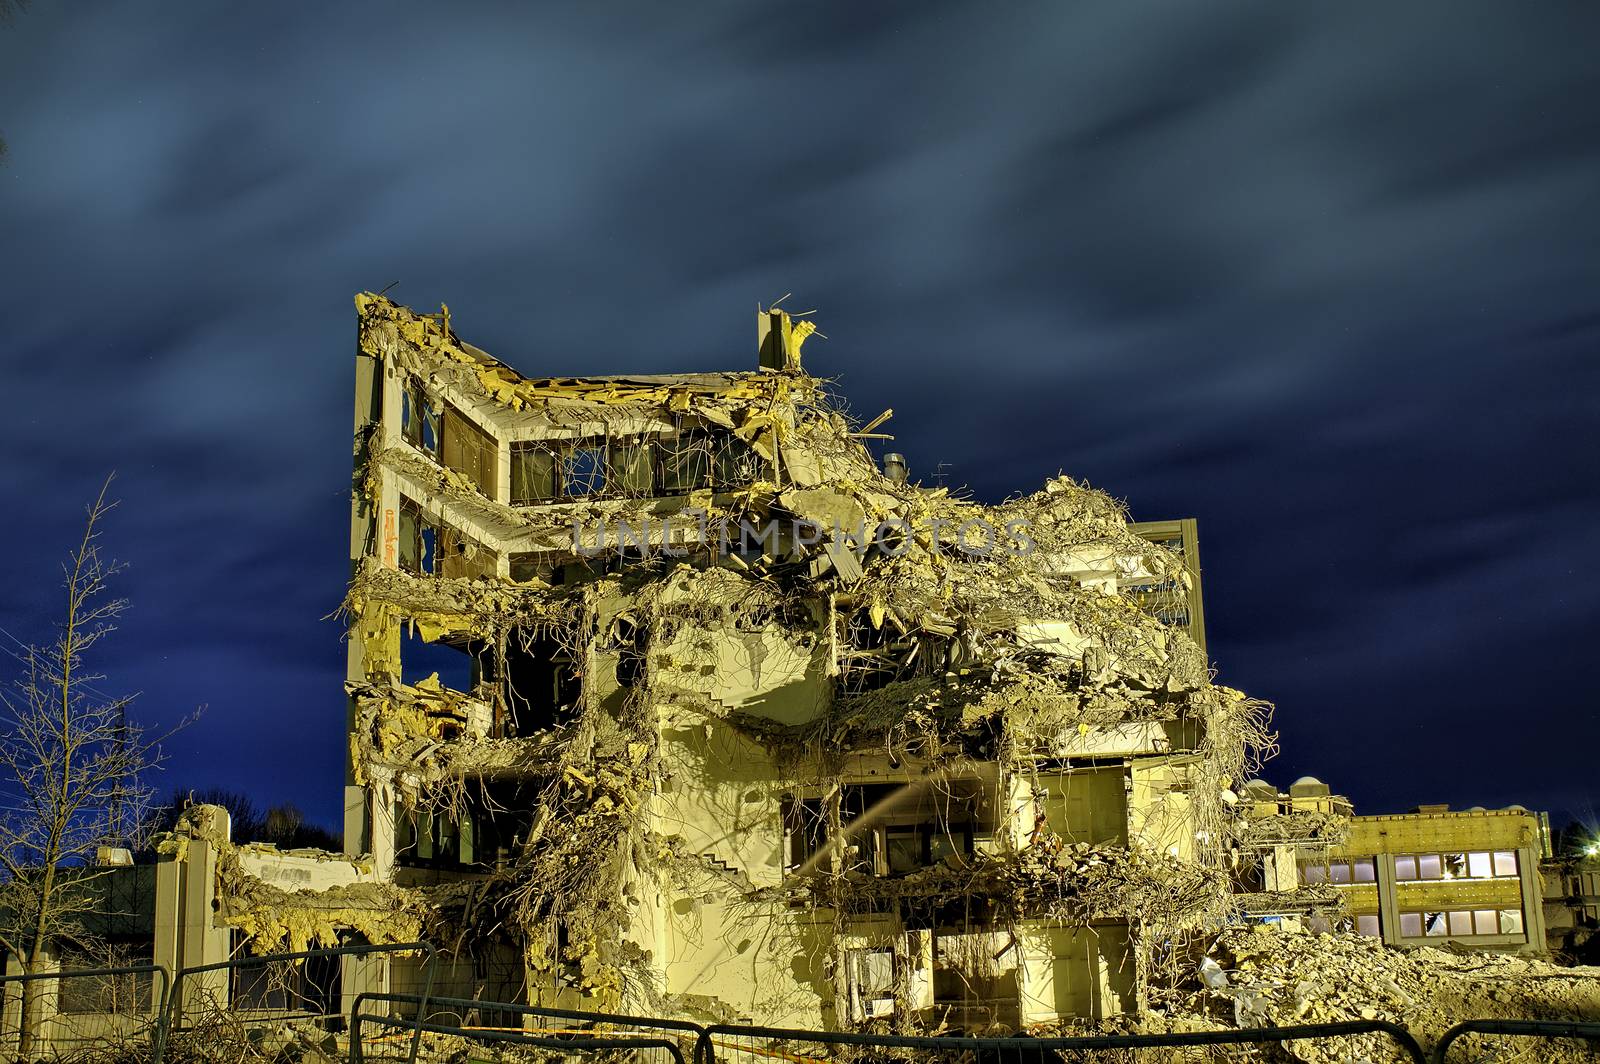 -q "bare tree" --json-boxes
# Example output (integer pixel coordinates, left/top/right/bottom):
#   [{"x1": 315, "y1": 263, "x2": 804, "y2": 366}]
[{"x1": 0, "y1": 477, "x2": 181, "y2": 1054}]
